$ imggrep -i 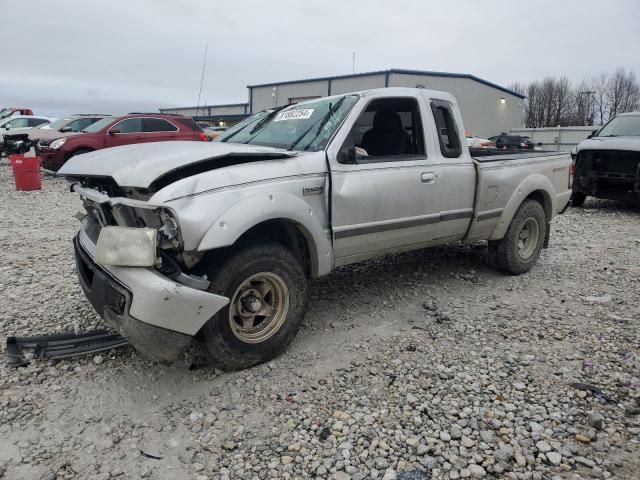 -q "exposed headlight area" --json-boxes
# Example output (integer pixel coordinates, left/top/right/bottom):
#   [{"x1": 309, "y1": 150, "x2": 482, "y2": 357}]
[
  {"x1": 80, "y1": 195, "x2": 184, "y2": 267},
  {"x1": 95, "y1": 226, "x2": 157, "y2": 267},
  {"x1": 50, "y1": 138, "x2": 67, "y2": 149}
]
